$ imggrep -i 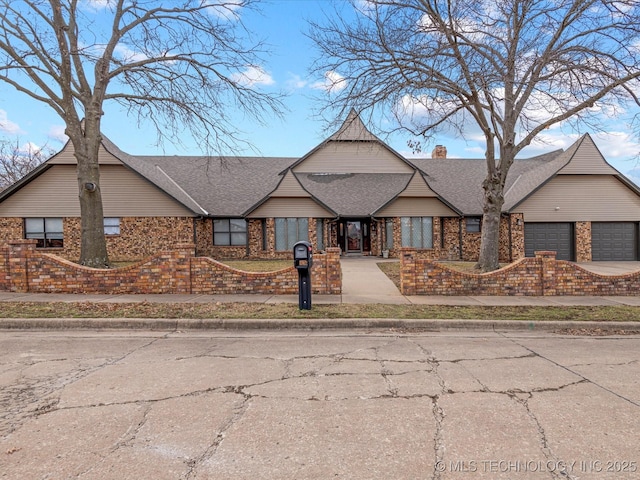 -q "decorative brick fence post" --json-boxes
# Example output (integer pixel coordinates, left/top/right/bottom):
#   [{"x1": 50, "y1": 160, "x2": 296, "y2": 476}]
[
  {"x1": 325, "y1": 247, "x2": 342, "y2": 294},
  {"x1": 536, "y1": 251, "x2": 557, "y2": 296},
  {"x1": 6, "y1": 240, "x2": 37, "y2": 293},
  {"x1": 400, "y1": 247, "x2": 417, "y2": 295},
  {"x1": 173, "y1": 243, "x2": 195, "y2": 294}
]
